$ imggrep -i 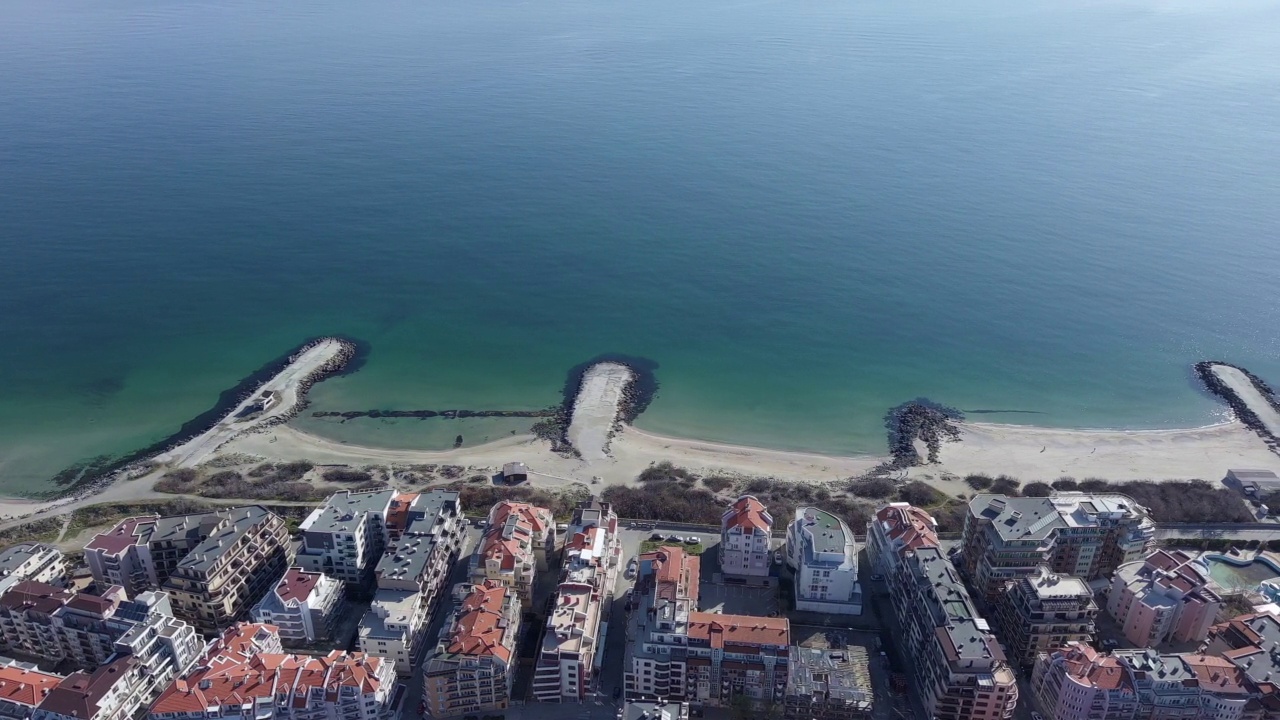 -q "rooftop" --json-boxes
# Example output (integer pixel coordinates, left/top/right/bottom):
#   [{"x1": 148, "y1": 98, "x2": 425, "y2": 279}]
[
  {"x1": 360, "y1": 590, "x2": 420, "y2": 640},
  {"x1": 174, "y1": 506, "x2": 280, "y2": 574},
  {"x1": 788, "y1": 645, "x2": 873, "y2": 709},
  {"x1": 901, "y1": 546, "x2": 1006, "y2": 668},
  {"x1": 0, "y1": 543, "x2": 60, "y2": 574},
  {"x1": 1022, "y1": 565, "x2": 1093, "y2": 600},
  {"x1": 969, "y1": 493, "x2": 1151, "y2": 542},
  {"x1": 436, "y1": 582, "x2": 517, "y2": 665},
  {"x1": 722, "y1": 495, "x2": 772, "y2": 535},
  {"x1": 873, "y1": 502, "x2": 939, "y2": 553},
  {"x1": 36, "y1": 656, "x2": 134, "y2": 720},
  {"x1": 686, "y1": 613, "x2": 789, "y2": 648},
  {"x1": 151, "y1": 624, "x2": 389, "y2": 714},
  {"x1": 621, "y1": 700, "x2": 687, "y2": 720},
  {"x1": 300, "y1": 490, "x2": 395, "y2": 535},
  {"x1": 0, "y1": 657, "x2": 62, "y2": 708},
  {"x1": 274, "y1": 568, "x2": 325, "y2": 605}
]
